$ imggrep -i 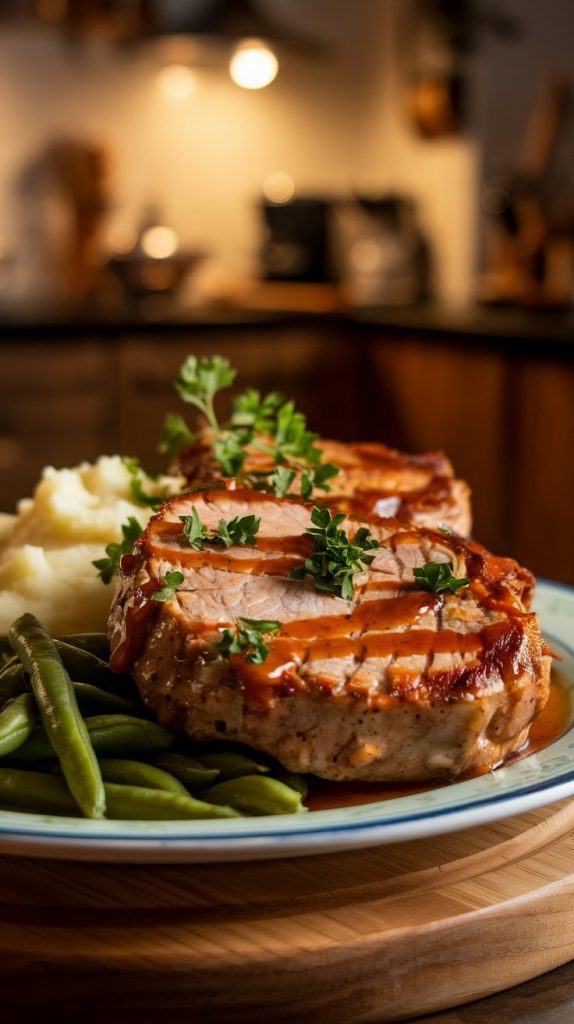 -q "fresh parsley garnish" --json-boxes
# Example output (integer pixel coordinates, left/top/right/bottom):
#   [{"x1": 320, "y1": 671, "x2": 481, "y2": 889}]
[
  {"x1": 213, "y1": 430, "x2": 250, "y2": 477},
  {"x1": 175, "y1": 355, "x2": 236, "y2": 432},
  {"x1": 122, "y1": 456, "x2": 168, "y2": 509},
  {"x1": 180, "y1": 511, "x2": 260, "y2": 549},
  {"x1": 158, "y1": 413, "x2": 194, "y2": 458},
  {"x1": 271, "y1": 401, "x2": 321, "y2": 466},
  {"x1": 217, "y1": 618, "x2": 280, "y2": 664},
  {"x1": 290, "y1": 507, "x2": 380, "y2": 600},
  {"x1": 180, "y1": 507, "x2": 208, "y2": 549},
  {"x1": 270, "y1": 465, "x2": 297, "y2": 498},
  {"x1": 160, "y1": 355, "x2": 341, "y2": 501},
  {"x1": 413, "y1": 561, "x2": 469, "y2": 594},
  {"x1": 231, "y1": 388, "x2": 285, "y2": 433},
  {"x1": 152, "y1": 570, "x2": 185, "y2": 602},
  {"x1": 216, "y1": 514, "x2": 260, "y2": 548},
  {"x1": 437, "y1": 524, "x2": 454, "y2": 536},
  {"x1": 92, "y1": 516, "x2": 143, "y2": 584}
]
